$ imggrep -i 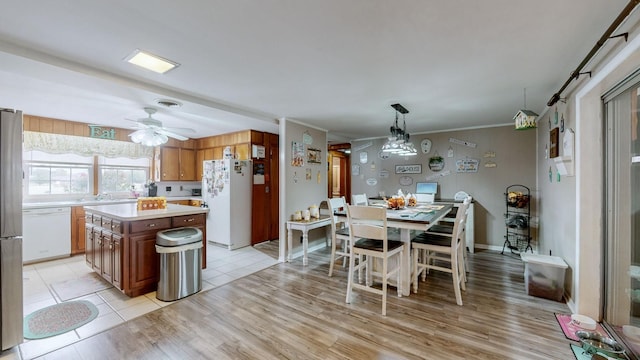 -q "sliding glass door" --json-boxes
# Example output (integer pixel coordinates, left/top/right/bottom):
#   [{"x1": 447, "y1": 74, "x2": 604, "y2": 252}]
[{"x1": 603, "y1": 73, "x2": 640, "y2": 334}]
